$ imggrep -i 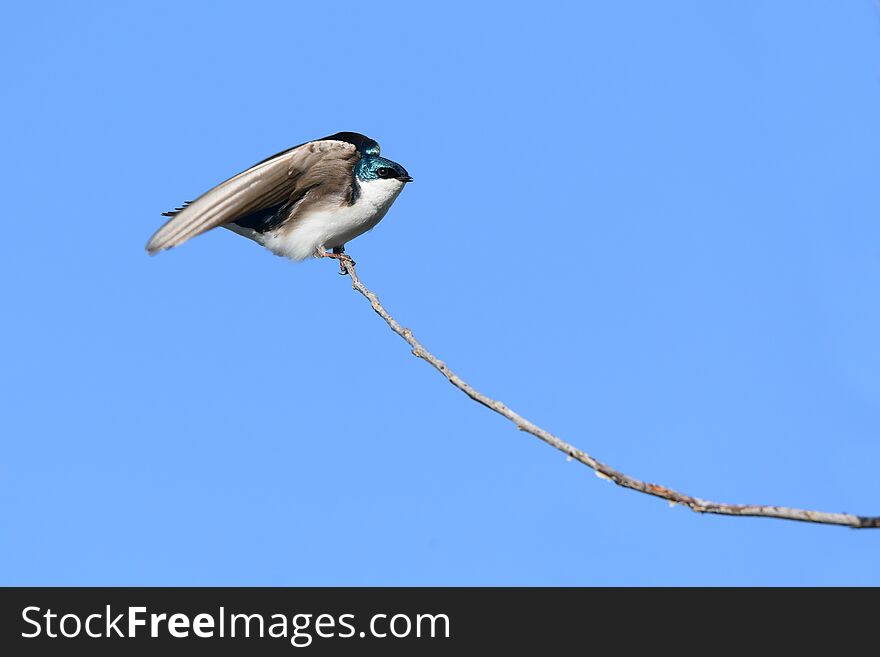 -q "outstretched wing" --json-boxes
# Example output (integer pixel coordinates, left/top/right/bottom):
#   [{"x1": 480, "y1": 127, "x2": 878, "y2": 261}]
[{"x1": 146, "y1": 139, "x2": 360, "y2": 254}]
